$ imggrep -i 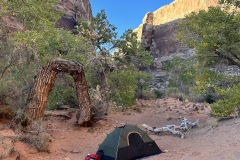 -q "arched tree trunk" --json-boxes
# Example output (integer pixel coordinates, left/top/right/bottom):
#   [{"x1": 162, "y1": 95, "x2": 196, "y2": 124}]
[{"x1": 23, "y1": 58, "x2": 92, "y2": 126}]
